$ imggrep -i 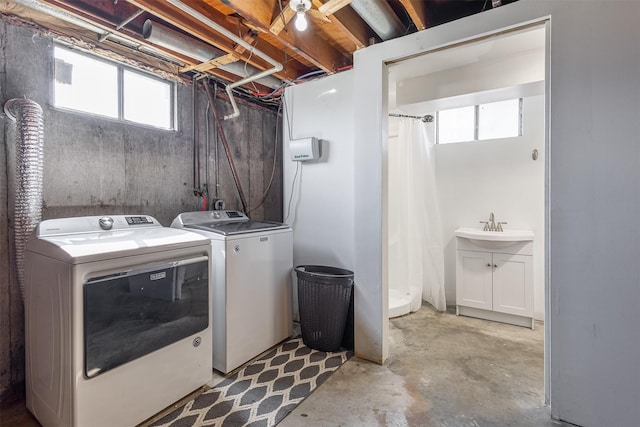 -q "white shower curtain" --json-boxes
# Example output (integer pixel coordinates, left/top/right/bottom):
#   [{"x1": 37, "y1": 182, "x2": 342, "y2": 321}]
[{"x1": 388, "y1": 117, "x2": 446, "y2": 312}]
